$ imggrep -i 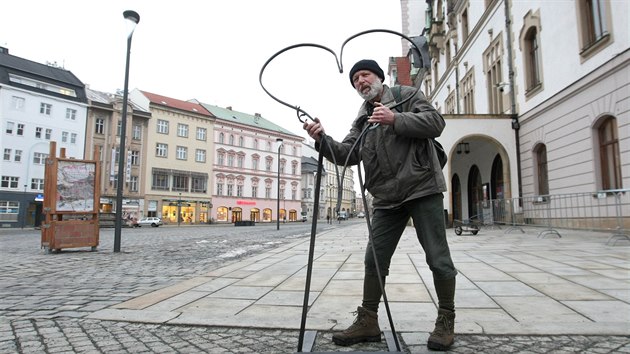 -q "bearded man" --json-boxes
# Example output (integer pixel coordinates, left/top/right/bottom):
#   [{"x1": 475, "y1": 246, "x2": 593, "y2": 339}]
[{"x1": 303, "y1": 59, "x2": 458, "y2": 351}]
